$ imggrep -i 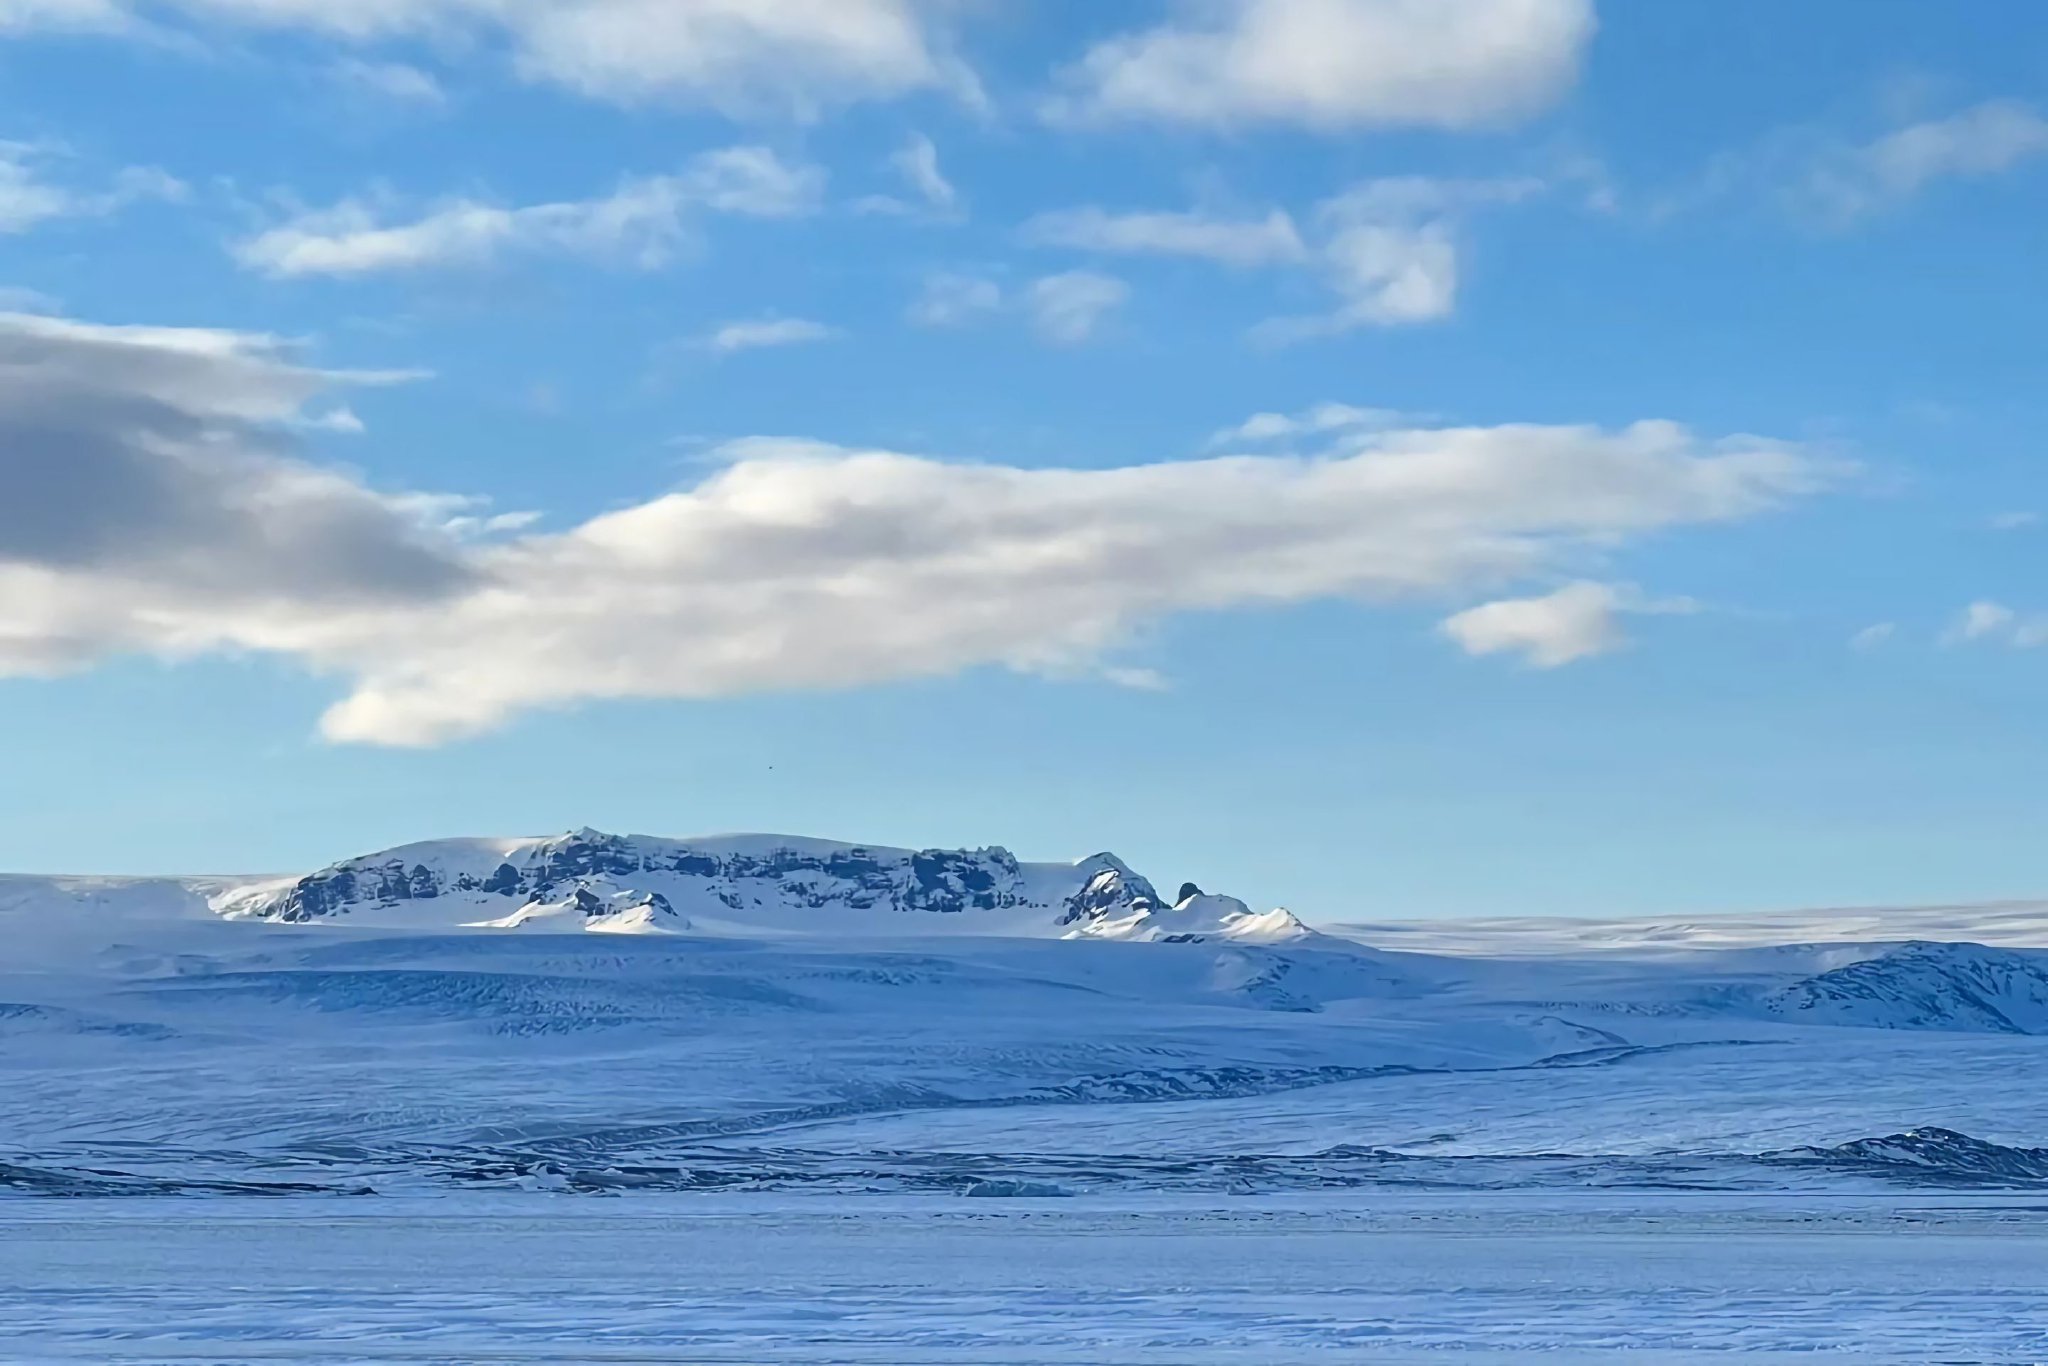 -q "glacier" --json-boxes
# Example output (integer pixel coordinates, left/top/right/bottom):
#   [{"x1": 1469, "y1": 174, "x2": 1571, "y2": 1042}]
[{"x1": 7, "y1": 826, "x2": 2048, "y2": 1360}]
